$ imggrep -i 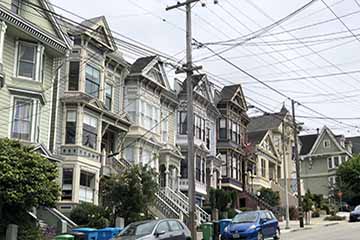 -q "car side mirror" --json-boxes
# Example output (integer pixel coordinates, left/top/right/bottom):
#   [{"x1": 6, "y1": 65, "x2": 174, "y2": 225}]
[{"x1": 155, "y1": 230, "x2": 166, "y2": 237}]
